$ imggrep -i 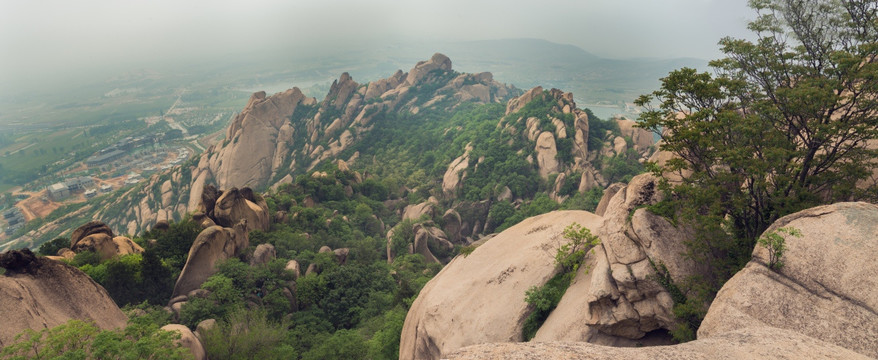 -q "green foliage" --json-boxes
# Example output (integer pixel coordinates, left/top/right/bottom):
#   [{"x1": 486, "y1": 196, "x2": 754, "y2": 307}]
[
  {"x1": 601, "y1": 149, "x2": 645, "y2": 184},
  {"x1": 300, "y1": 329, "x2": 367, "y2": 360},
  {"x1": 0, "y1": 318, "x2": 189, "y2": 360},
  {"x1": 366, "y1": 306, "x2": 407, "y2": 360},
  {"x1": 561, "y1": 187, "x2": 603, "y2": 212},
  {"x1": 757, "y1": 227, "x2": 802, "y2": 270},
  {"x1": 634, "y1": 0, "x2": 878, "y2": 337},
  {"x1": 522, "y1": 222, "x2": 600, "y2": 340},
  {"x1": 142, "y1": 218, "x2": 203, "y2": 271},
  {"x1": 521, "y1": 272, "x2": 569, "y2": 341},
  {"x1": 201, "y1": 308, "x2": 294, "y2": 360},
  {"x1": 496, "y1": 194, "x2": 559, "y2": 232},
  {"x1": 555, "y1": 223, "x2": 601, "y2": 274},
  {"x1": 37, "y1": 237, "x2": 69, "y2": 256},
  {"x1": 584, "y1": 109, "x2": 621, "y2": 151}
]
